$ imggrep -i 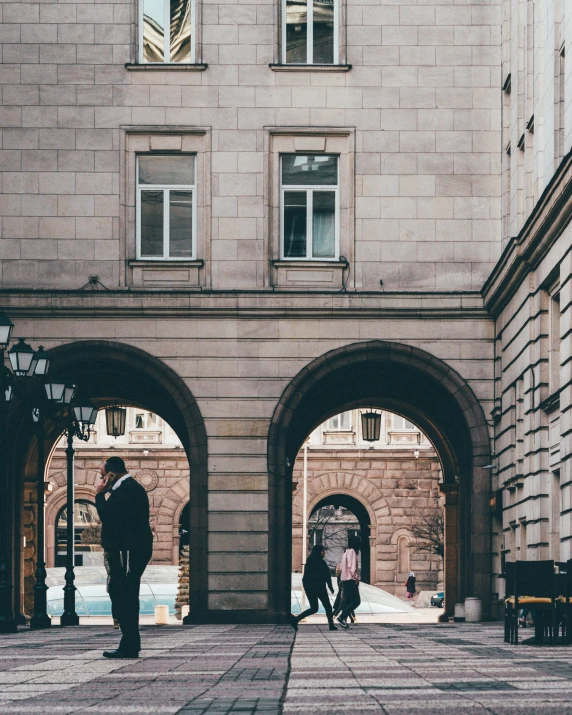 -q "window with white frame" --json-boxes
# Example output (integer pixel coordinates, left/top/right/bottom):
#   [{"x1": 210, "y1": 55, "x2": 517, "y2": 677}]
[
  {"x1": 141, "y1": 0, "x2": 194, "y2": 63},
  {"x1": 327, "y1": 411, "x2": 352, "y2": 431},
  {"x1": 283, "y1": 0, "x2": 337, "y2": 64},
  {"x1": 134, "y1": 411, "x2": 160, "y2": 430},
  {"x1": 393, "y1": 415, "x2": 416, "y2": 430},
  {"x1": 281, "y1": 154, "x2": 338, "y2": 260},
  {"x1": 137, "y1": 154, "x2": 196, "y2": 260}
]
